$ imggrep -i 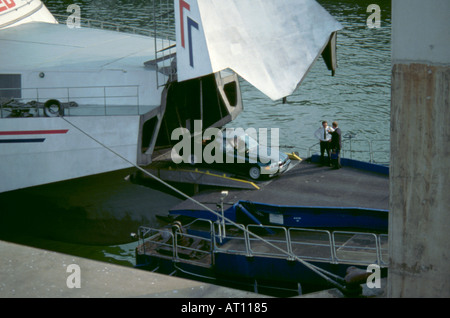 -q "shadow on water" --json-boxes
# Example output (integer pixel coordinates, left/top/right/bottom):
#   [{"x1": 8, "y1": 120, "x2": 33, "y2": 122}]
[{"x1": 0, "y1": 168, "x2": 183, "y2": 266}]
